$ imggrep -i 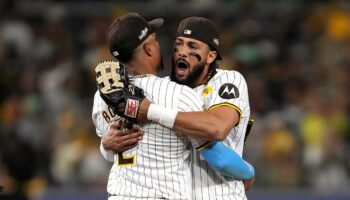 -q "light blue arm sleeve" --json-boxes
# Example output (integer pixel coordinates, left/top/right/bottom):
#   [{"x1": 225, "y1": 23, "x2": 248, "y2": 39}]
[{"x1": 199, "y1": 141, "x2": 255, "y2": 180}]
